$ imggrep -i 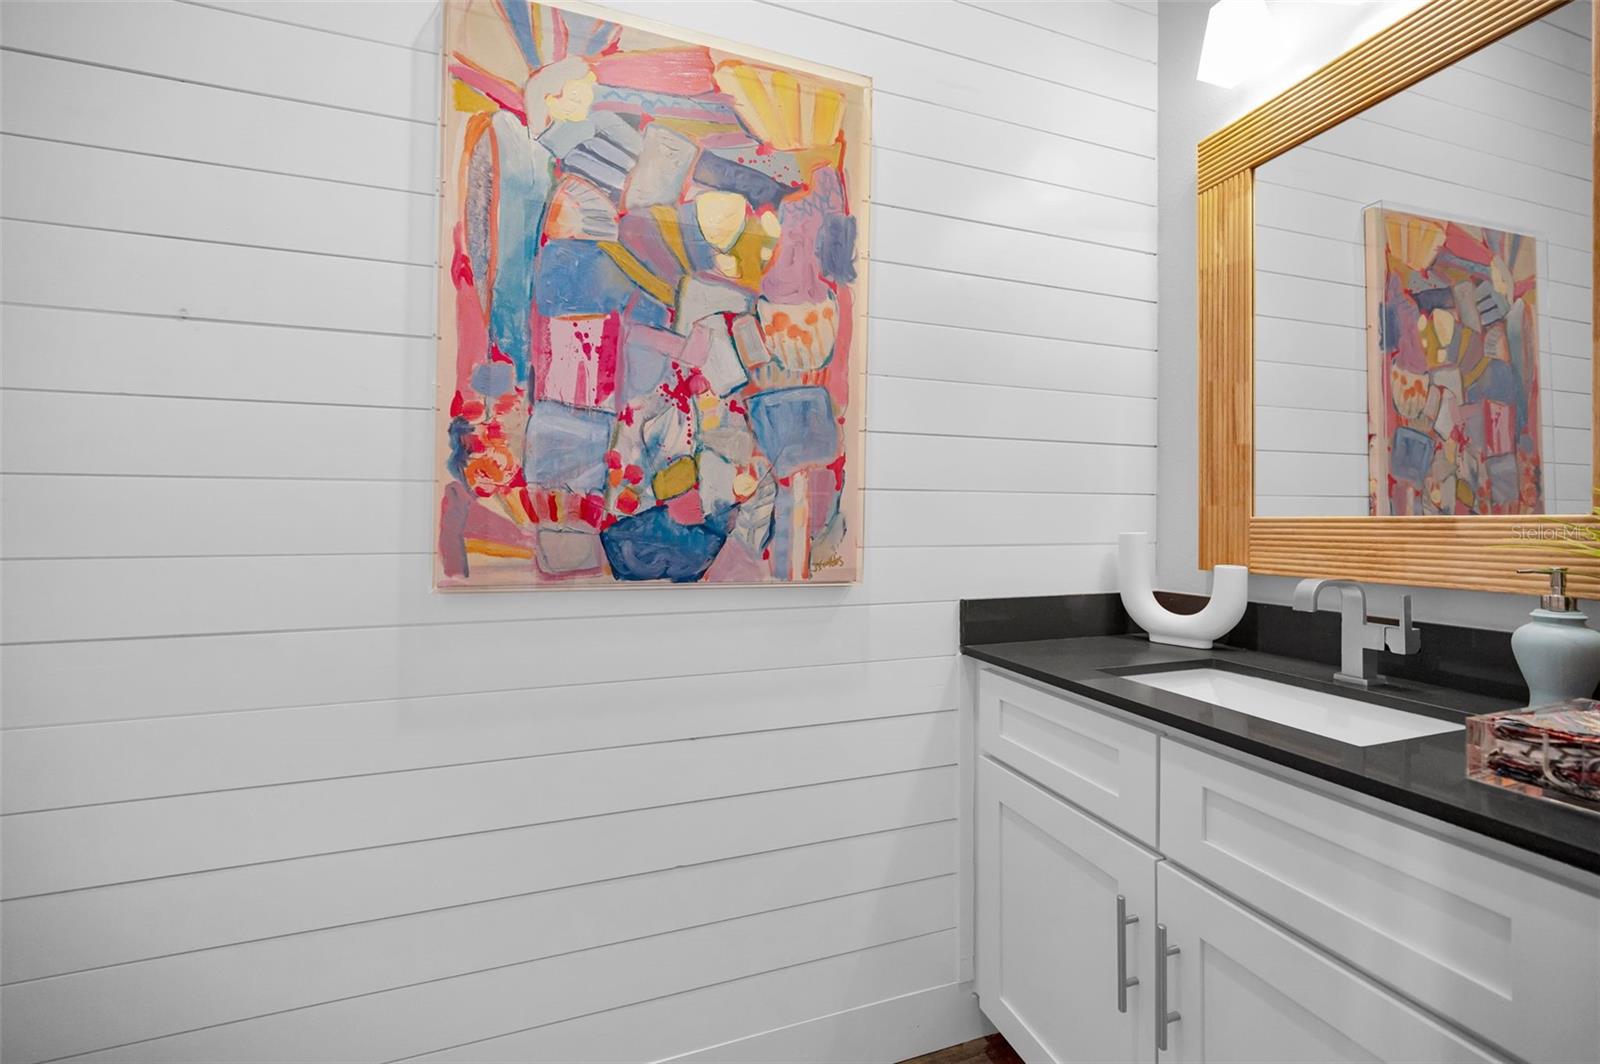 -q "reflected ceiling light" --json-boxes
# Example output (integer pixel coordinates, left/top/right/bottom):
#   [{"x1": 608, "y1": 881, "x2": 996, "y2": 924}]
[{"x1": 1197, "y1": 0, "x2": 1277, "y2": 88}]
